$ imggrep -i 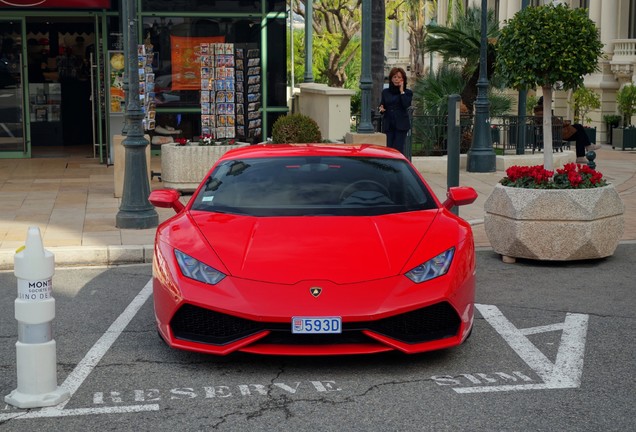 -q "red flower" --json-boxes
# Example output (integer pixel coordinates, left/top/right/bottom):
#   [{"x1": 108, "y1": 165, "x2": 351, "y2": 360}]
[{"x1": 501, "y1": 164, "x2": 607, "y2": 189}]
